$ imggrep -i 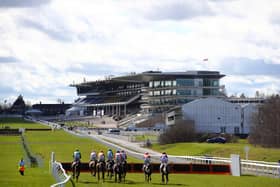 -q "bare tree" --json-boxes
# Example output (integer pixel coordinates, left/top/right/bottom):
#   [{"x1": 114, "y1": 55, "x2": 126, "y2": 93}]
[
  {"x1": 249, "y1": 95, "x2": 280, "y2": 148},
  {"x1": 159, "y1": 119, "x2": 196, "y2": 145}
]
